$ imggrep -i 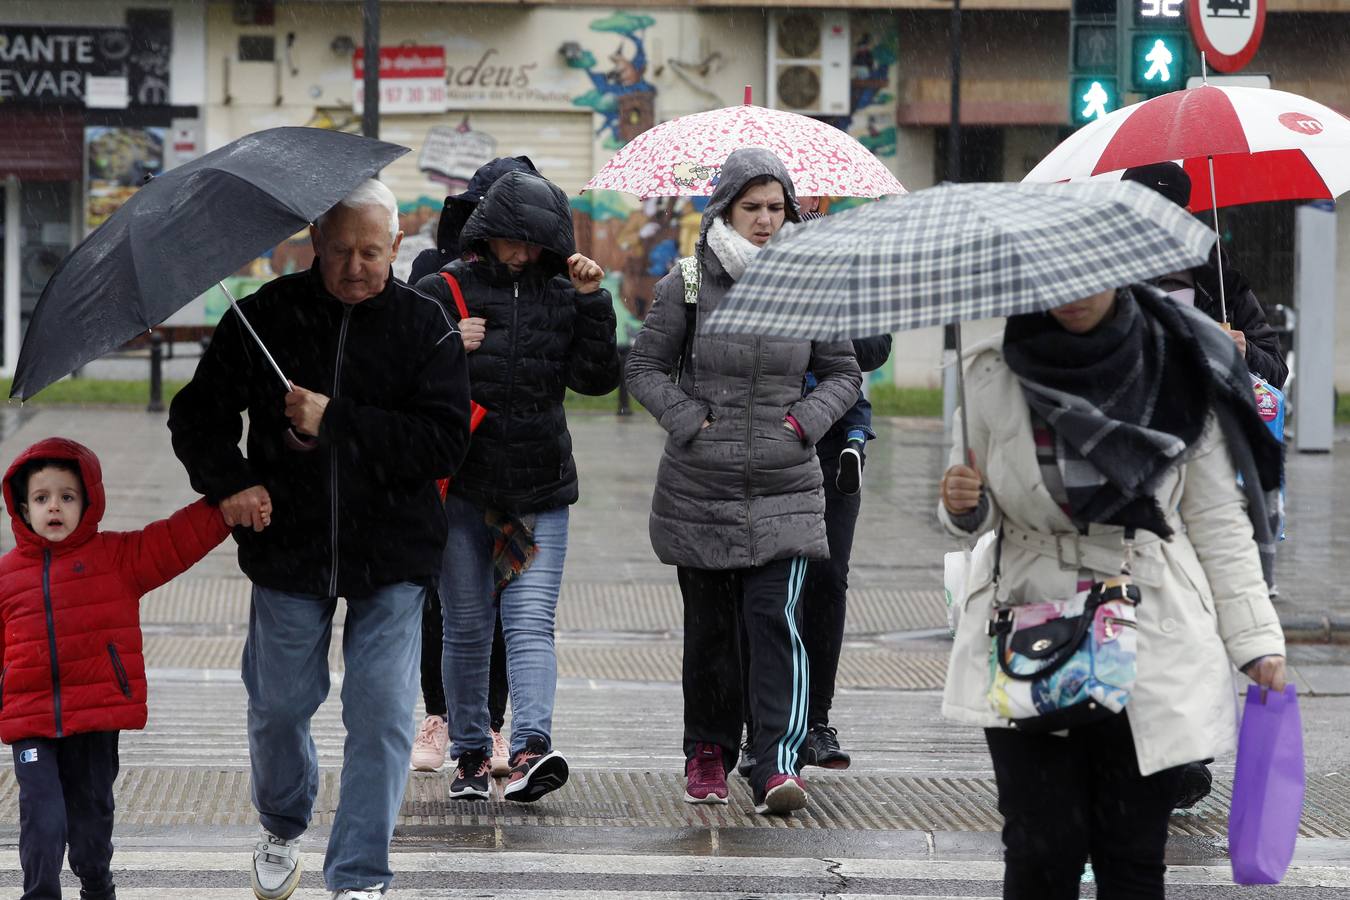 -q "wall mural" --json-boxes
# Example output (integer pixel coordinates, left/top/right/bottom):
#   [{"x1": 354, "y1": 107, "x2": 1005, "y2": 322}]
[{"x1": 565, "y1": 12, "x2": 658, "y2": 150}]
